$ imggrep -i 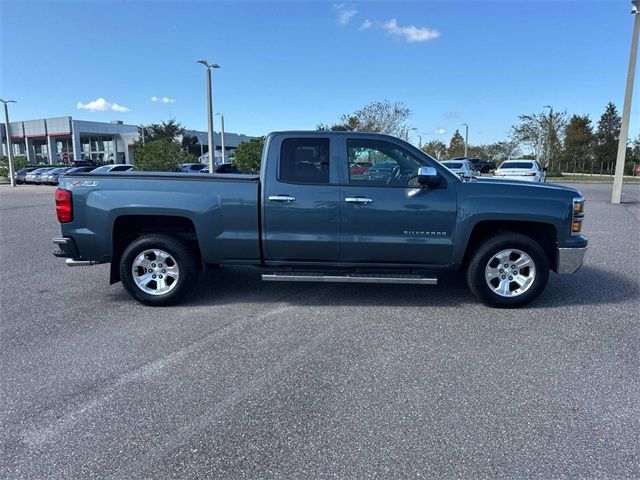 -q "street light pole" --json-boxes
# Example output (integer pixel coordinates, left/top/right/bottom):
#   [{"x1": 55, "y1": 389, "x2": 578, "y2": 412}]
[
  {"x1": 543, "y1": 105, "x2": 553, "y2": 170},
  {"x1": 462, "y1": 123, "x2": 469, "y2": 157},
  {"x1": 1, "y1": 98, "x2": 17, "y2": 187},
  {"x1": 197, "y1": 60, "x2": 220, "y2": 172},
  {"x1": 613, "y1": 1, "x2": 640, "y2": 204},
  {"x1": 217, "y1": 113, "x2": 226, "y2": 164}
]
